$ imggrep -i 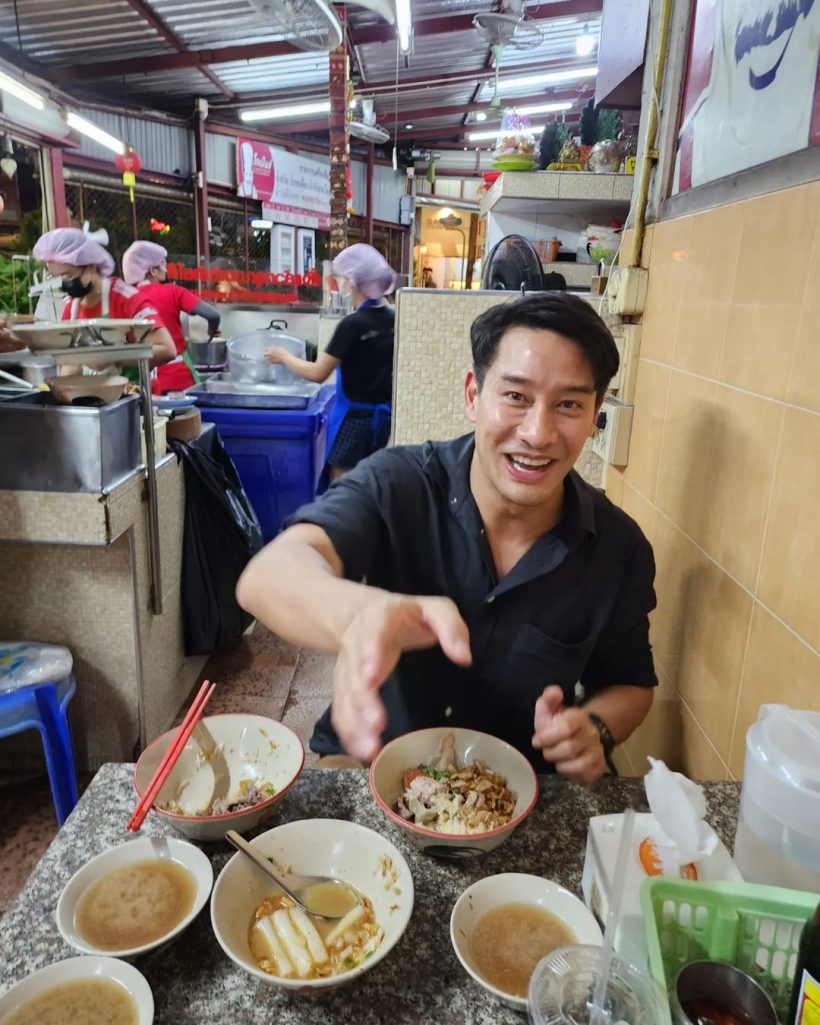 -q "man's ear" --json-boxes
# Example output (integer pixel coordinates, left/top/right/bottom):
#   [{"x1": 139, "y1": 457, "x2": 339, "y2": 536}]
[{"x1": 464, "y1": 369, "x2": 479, "y2": 424}]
